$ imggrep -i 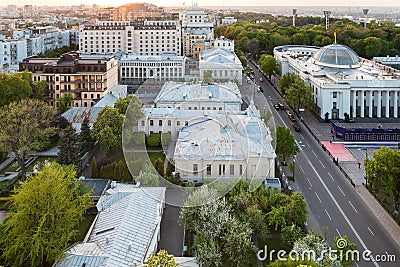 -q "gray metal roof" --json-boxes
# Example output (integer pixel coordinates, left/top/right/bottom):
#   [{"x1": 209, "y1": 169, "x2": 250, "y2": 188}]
[
  {"x1": 312, "y1": 44, "x2": 360, "y2": 69},
  {"x1": 55, "y1": 184, "x2": 166, "y2": 267}
]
